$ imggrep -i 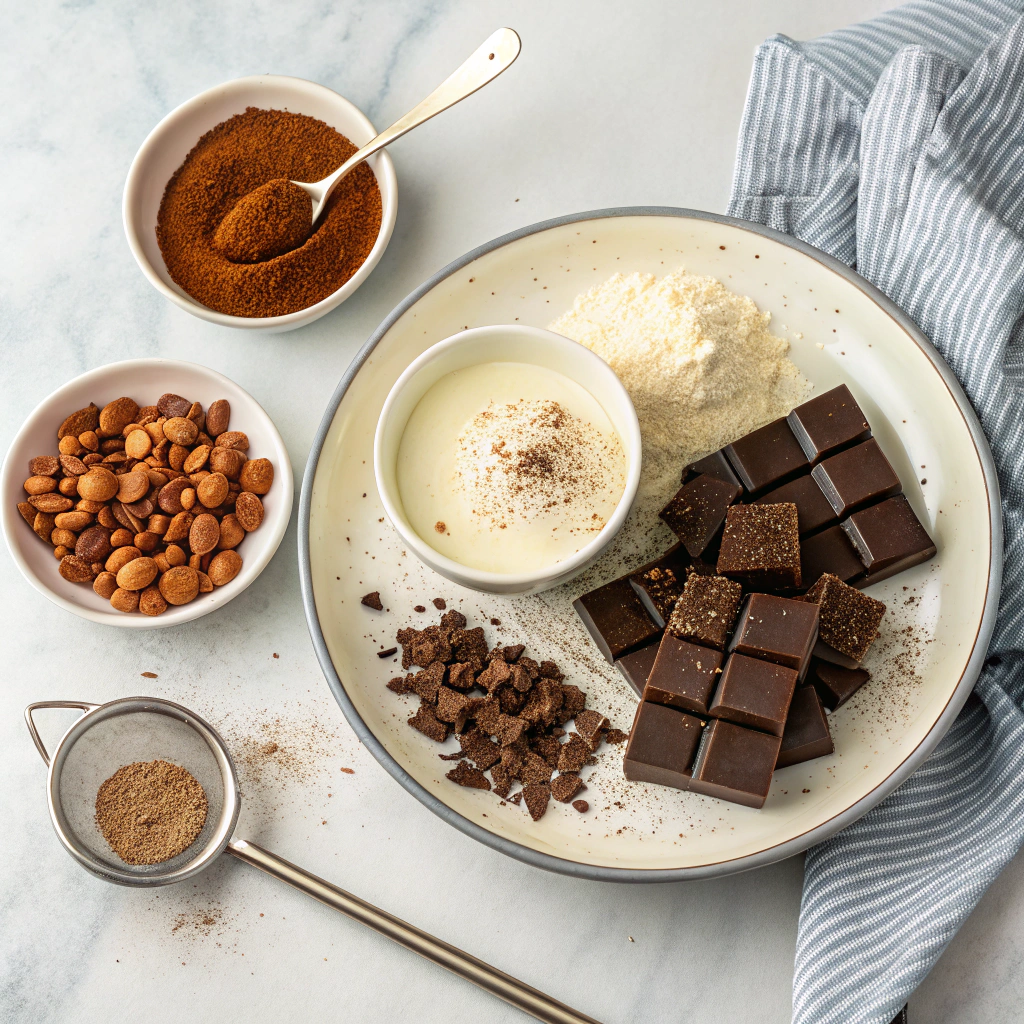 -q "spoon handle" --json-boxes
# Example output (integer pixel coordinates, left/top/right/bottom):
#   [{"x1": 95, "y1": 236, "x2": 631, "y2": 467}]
[
  {"x1": 228, "y1": 839, "x2": 602, "y2": 1024},
  {"x1": 312, "y1": 27, "x2": 521, "y2": 217}
]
